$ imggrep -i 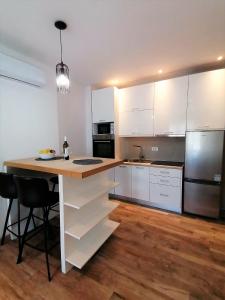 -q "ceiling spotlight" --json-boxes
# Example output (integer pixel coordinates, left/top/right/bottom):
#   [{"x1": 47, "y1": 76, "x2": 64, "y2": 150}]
[
  {"x1": 217, "y1": 56, "x2": 223, "y2": 61},
  {"x1": 158, "y1": 69, "x2": 163, "y2": 74},
  {"x1": 55, "y1": 20, "x2": 70, "y2": 94}
]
